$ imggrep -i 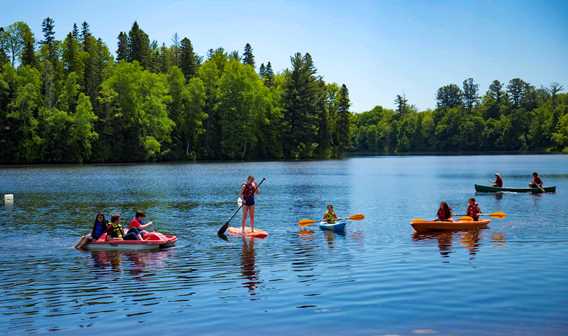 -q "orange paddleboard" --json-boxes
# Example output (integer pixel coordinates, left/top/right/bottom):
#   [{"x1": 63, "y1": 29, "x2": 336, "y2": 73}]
[{"x1": 227, "y1": 227, "x2": 269, "y2": 238}]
